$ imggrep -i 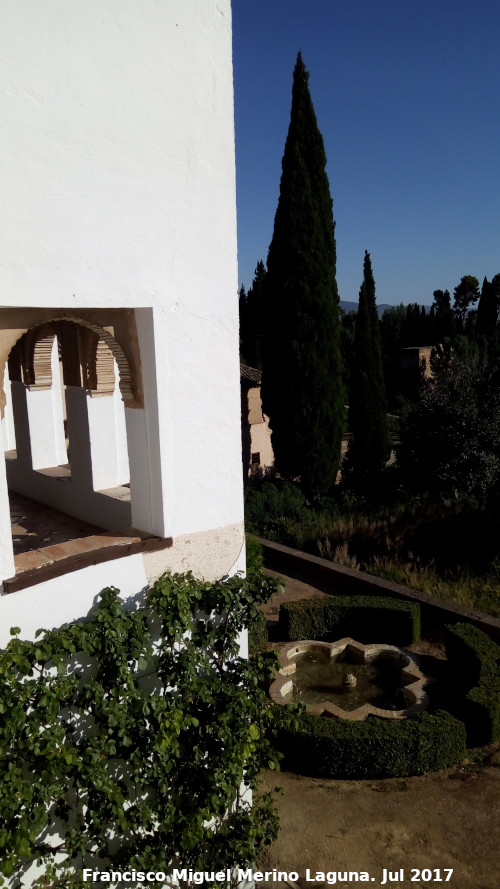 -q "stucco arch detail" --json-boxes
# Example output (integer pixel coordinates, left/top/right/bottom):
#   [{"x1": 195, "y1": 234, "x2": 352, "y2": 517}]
[
  {"x1": 1, "y1": 312, "x2": 140, "y2": 413},
  {"x1": 83, "y1": 334, "x2": 116, "y2": 397},
  {"x1": 27, "y1": 330, "x2": 57, "y2": 391},
  {"x1": 43, "y1": 316, "x2": 134, "y2": 402}
]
